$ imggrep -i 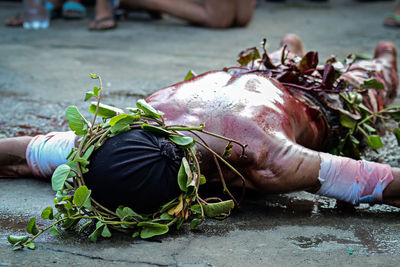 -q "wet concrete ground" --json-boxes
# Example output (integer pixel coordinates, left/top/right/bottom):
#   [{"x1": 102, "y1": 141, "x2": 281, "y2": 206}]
[{"x1": 1, "y1": 0, "x2": 400, "y2": 266}]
